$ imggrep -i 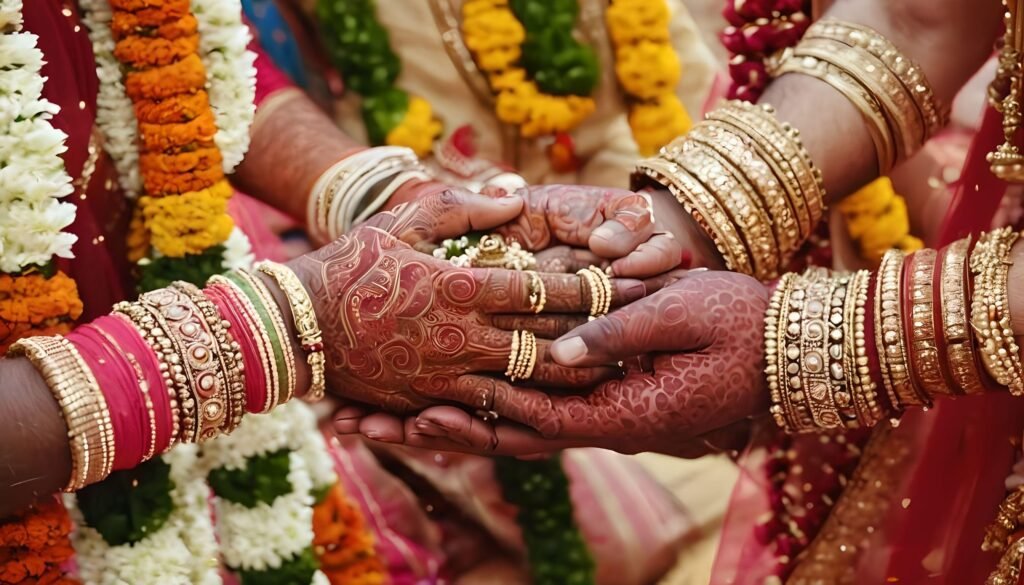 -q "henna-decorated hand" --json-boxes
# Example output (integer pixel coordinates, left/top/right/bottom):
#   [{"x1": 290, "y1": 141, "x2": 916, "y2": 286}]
[
  {"x1": 329, "y1": 271, "x2": 771, "y2": 456},
  {"x1": 289, "y1": 190, "x2": 650, "y2": 414}
]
